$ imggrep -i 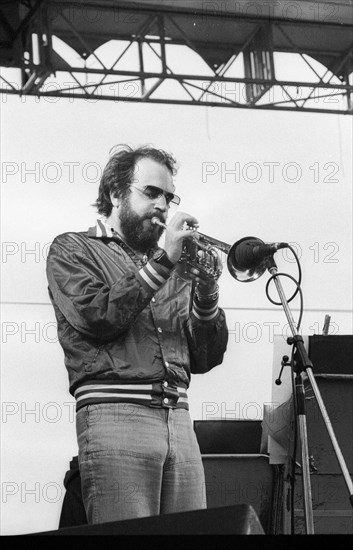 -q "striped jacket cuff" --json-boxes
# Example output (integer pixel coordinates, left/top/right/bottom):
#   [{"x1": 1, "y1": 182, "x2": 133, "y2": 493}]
[
  {"x1": 191, "y1": 295, "x2": 219, "y2": 321},
  {"x1": 137, "y1": 259, "x2": 172, "y2": 292}
]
